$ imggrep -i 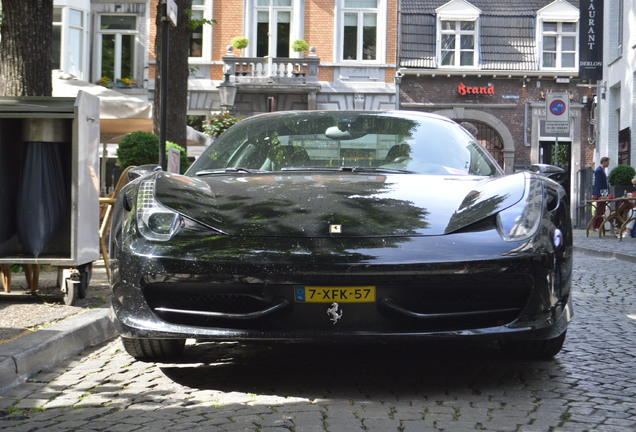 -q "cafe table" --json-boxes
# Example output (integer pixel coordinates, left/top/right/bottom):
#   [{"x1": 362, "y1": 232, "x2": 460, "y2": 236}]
[{"x1": 583, "y1": 196, "x2": 635, "y2": 241}]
